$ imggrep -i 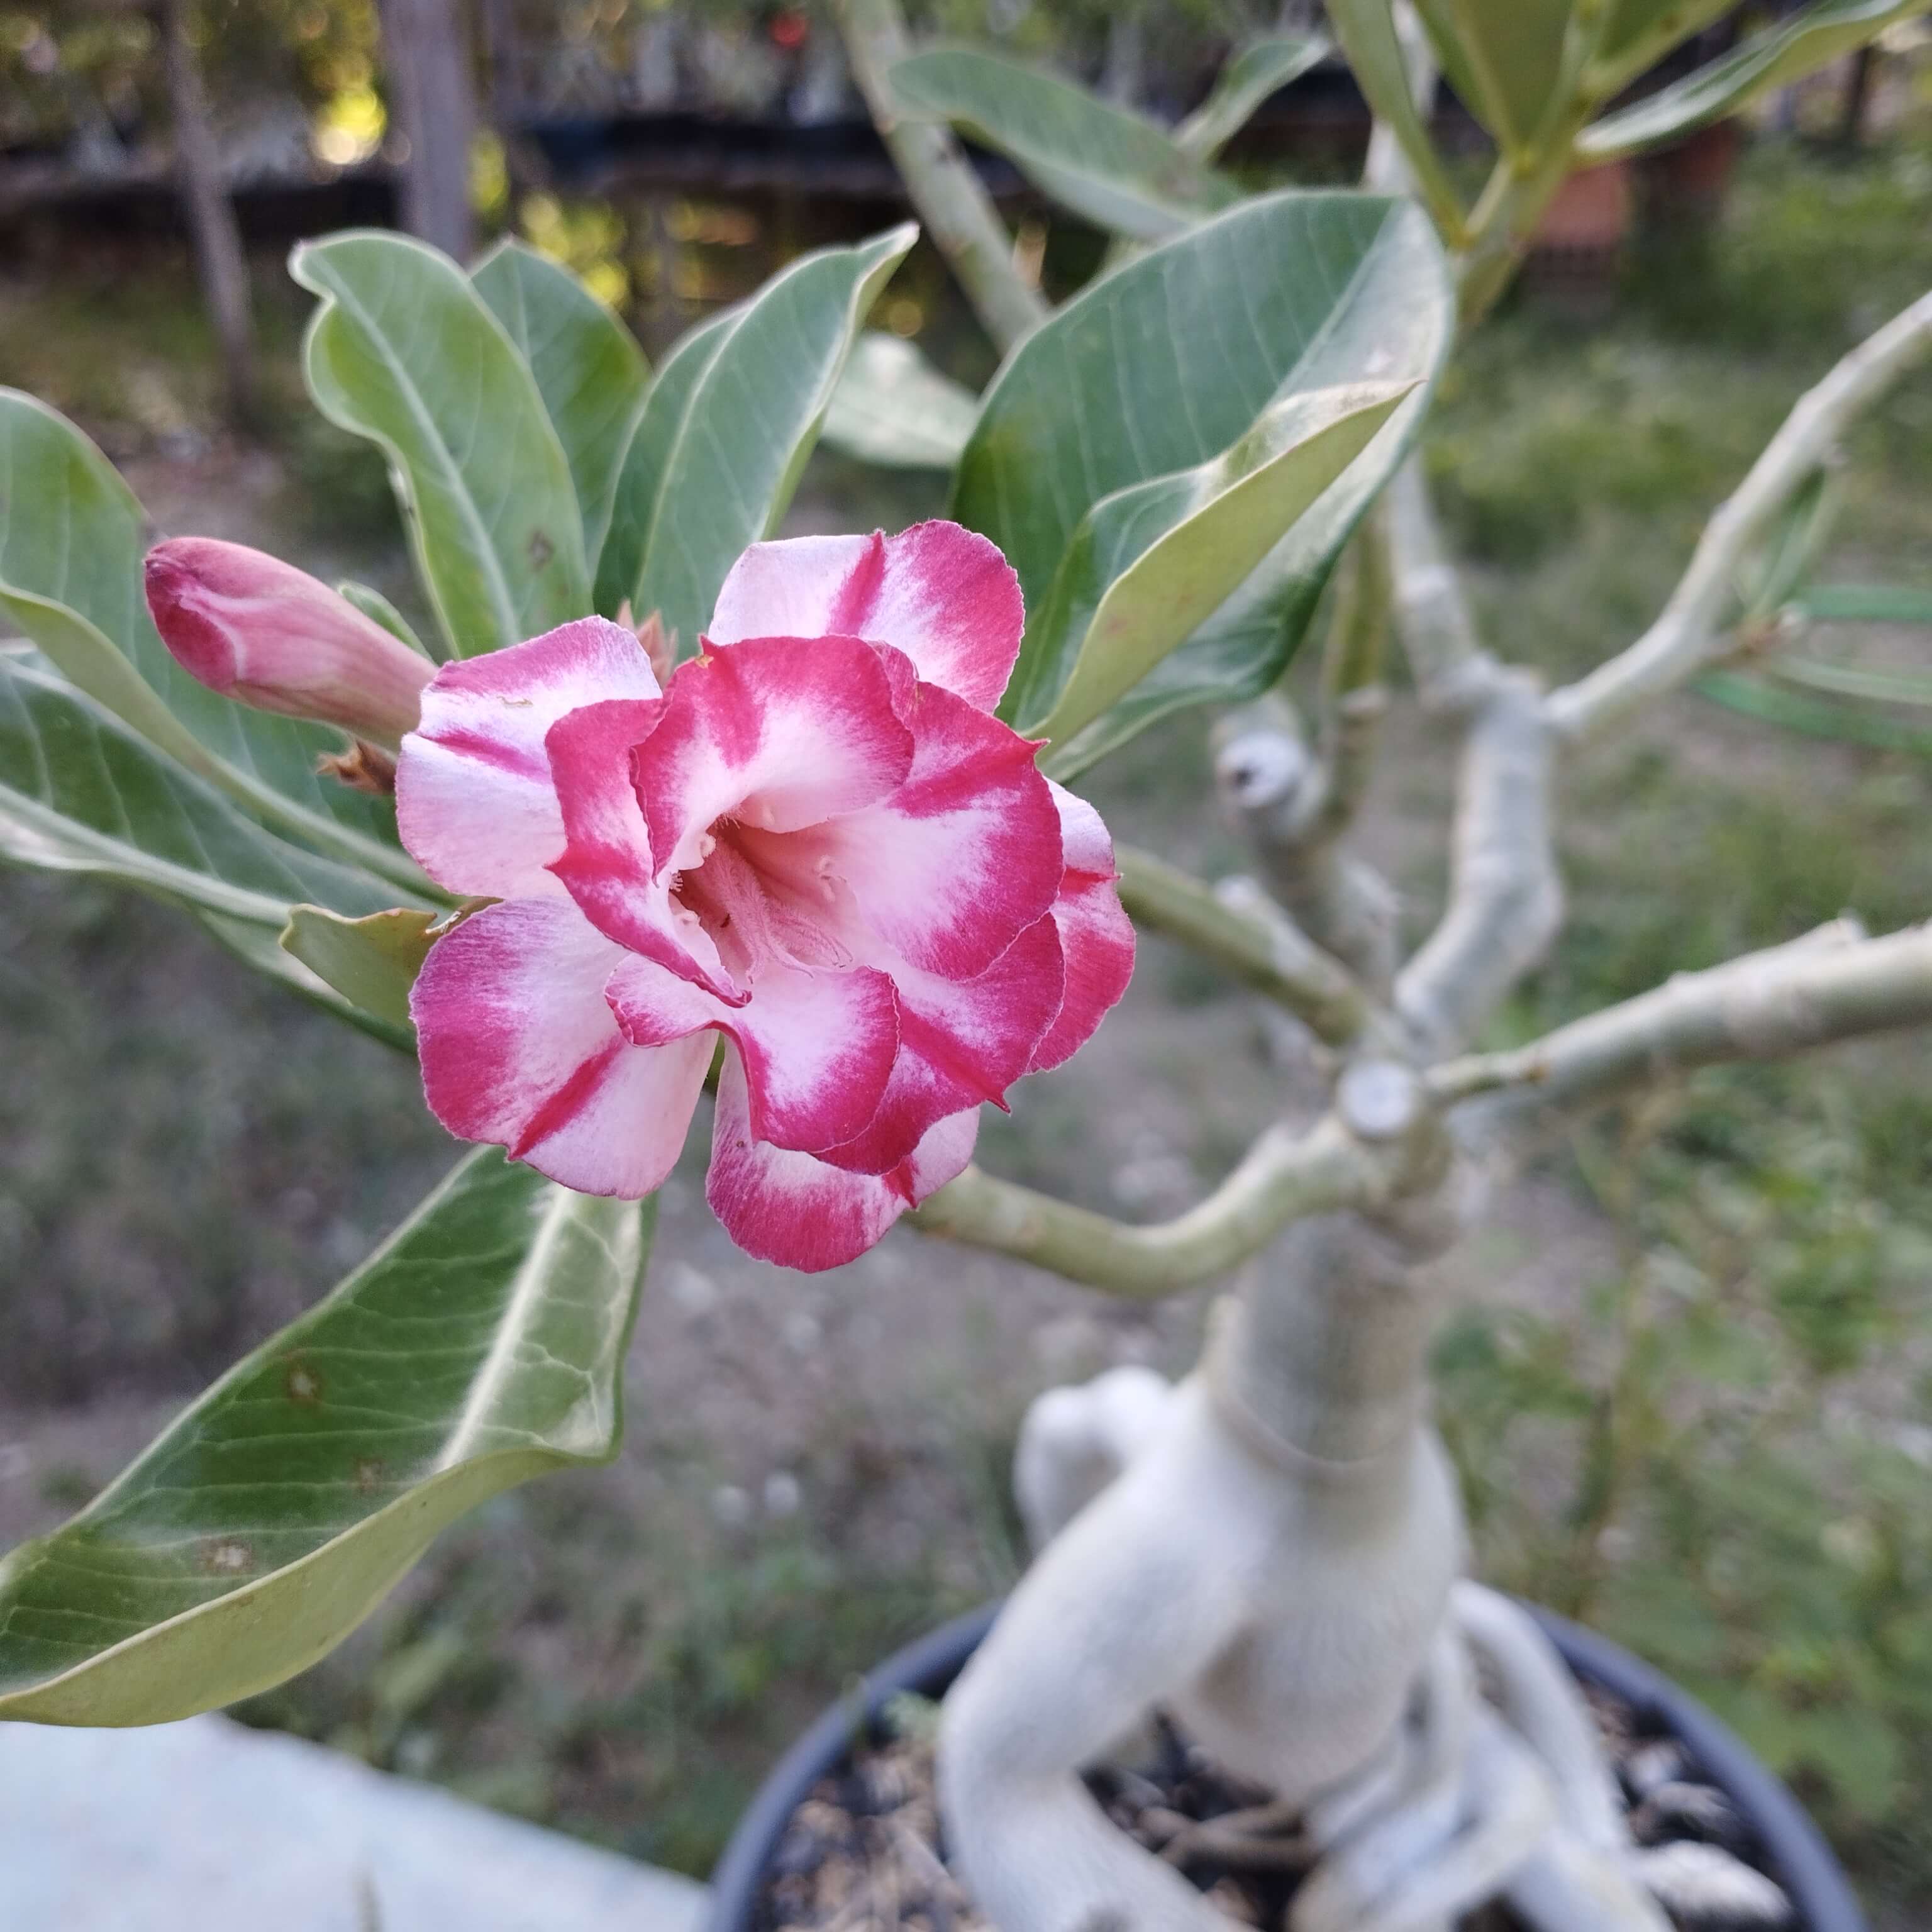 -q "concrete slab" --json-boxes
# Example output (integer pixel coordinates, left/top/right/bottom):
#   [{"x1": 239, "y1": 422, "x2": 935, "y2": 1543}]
[{"x1": 0, "y1": 1713, "x2": 712, "y2": 1932}]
